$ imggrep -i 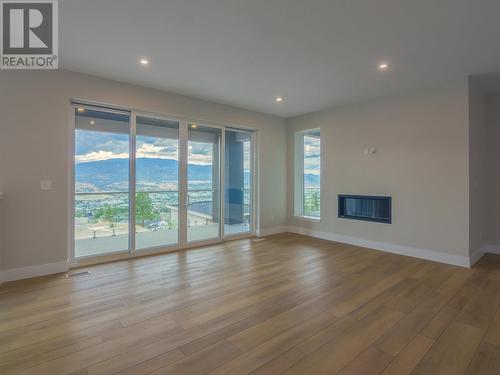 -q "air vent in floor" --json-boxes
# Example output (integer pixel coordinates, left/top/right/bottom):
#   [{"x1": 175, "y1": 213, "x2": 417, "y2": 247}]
[{"x1": 65, "y1": 271, "x2": 92, "y2": 278}]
